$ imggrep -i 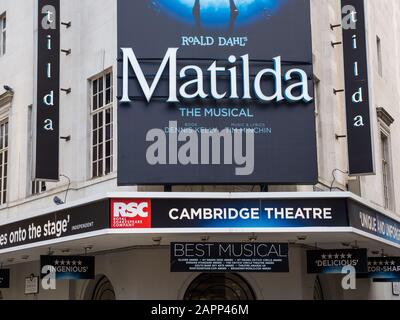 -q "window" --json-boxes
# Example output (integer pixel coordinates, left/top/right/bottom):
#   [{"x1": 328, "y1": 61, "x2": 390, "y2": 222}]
[
  {"x1": 381, "y1": 131, "x2": 394, "y2": 210},
  {"x1": 0, "y1": 120, "x2": 8, "y2": 205},
  {"x1": 90, "y1": 71, "x2": 113, "y2": 178},
  {"x1": 377, "y1": 108, "x2": 395, "y2": 211},
  {"x1": 31, "y1": 181, "x2": 46, "y2": 195},
  {"x1": 0, "y1": 14, "x2": 5, "y2": 56},
  {"x1": 377, "y1": 36, "x2": 382, "y2": 76}
]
